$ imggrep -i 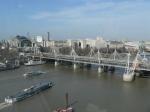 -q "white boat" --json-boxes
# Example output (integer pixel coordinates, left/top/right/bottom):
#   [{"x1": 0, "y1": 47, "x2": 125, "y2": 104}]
[
  {"x1": 0, "y1": 63, "x2": 6, "y2": 71},
  {"x1": 0, "y1": 63, "x2": 6, "y2": 67},
  {"x1": 24, "y1": 60, "x2": 45, "y2": 66}
]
